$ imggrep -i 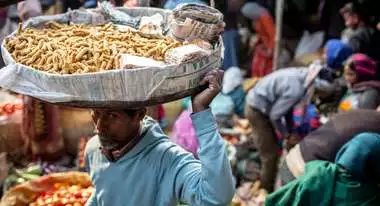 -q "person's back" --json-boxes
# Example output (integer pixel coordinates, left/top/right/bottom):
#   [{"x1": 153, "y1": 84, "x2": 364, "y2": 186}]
[
  {"x1": 300, "y1": 110, "x2": 380, "y2": 162},
  {"x1": 349, "y1": 26, "x2": 374, "y2": 53},
  {"x1": 247, "y1": 68, "x2": 308, "y2": 117},
  {"x1": 267, "y1": 132, "x2": 380, "y2": 206}
]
